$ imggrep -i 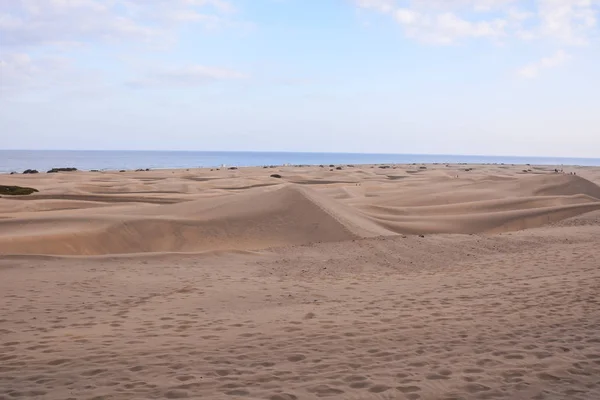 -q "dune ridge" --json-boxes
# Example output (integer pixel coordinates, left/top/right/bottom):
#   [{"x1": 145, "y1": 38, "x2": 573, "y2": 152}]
[{"x1": 1, "y1": 165, "x2": 599, "y2": 255}]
